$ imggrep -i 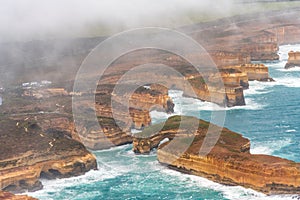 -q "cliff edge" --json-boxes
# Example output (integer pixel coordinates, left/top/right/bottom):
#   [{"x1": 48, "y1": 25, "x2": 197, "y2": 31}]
[
  {"x1": 285, "y1": 51, "x2": 300, "y2": 69},
  {"x1": 0, "y1": 119, "x2": 97, "y2": 193},
  {"x1": 133, "y1": 115, "x2": 300, "y2": 195}
]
